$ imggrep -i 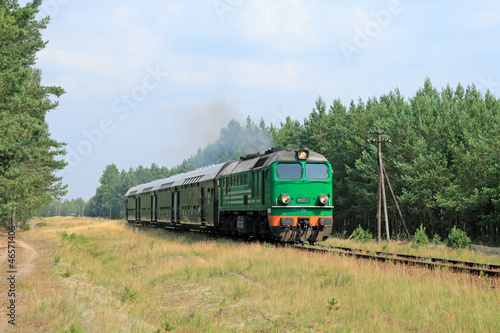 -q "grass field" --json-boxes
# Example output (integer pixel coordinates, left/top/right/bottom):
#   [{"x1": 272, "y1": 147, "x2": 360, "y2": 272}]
[{"x1": 1, "y1": 217, "x2": 499, "y2": 332}]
